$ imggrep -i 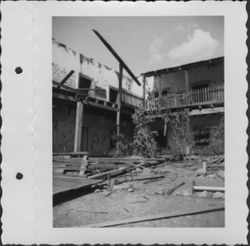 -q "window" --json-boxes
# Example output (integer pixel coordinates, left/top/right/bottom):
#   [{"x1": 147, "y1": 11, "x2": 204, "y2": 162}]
[
  {"x1": 95, "y1": 86, "x2": 107, "y2": 99},
  {"x1": 193, "y1": 127, "x2": 210, "y2": 146},
  {"x1": 79, "y1": 75, "x2": 92, "y2": 89},
  {"x1": 162, "y1": 87, "x2": 171, "y2": 96},
  {"x1": 109, "y1": 88, "x2": 118, "y2": 103},
  {"x1": 154, "y1": 91, "x2": 159, "y2": 98}
]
